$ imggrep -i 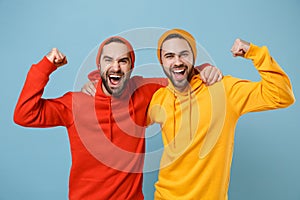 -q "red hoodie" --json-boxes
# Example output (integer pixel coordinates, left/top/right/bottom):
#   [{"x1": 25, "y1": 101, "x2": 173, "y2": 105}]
[{"x1": 14, "y1": 57, "x2": 167, "y2": 200}]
